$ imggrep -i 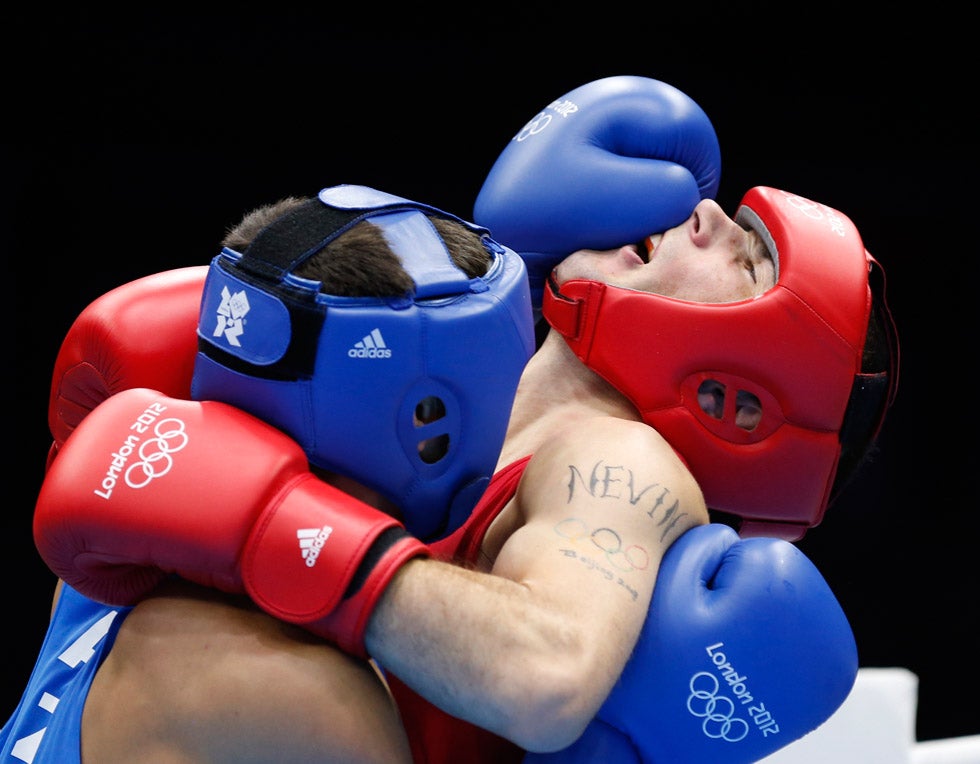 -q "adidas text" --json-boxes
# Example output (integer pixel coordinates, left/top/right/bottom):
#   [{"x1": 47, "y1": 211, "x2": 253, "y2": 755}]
[
  {"x1": 348, "y1": 346, "x2": 392, "y2": 359},
  {"x1": 349, "y1": 328, "x2": 390, "y2": 359}
]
